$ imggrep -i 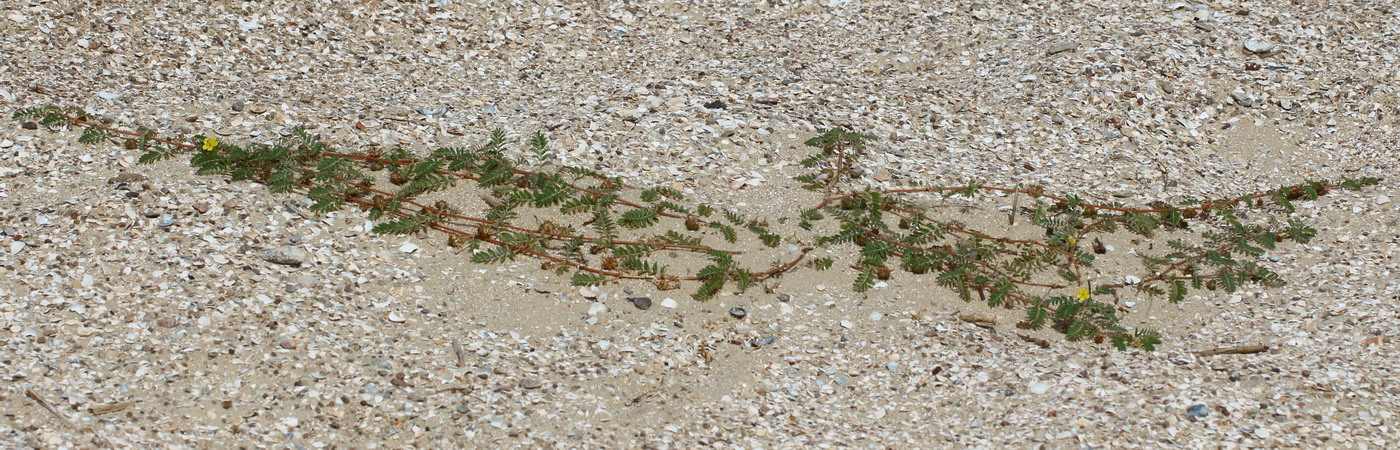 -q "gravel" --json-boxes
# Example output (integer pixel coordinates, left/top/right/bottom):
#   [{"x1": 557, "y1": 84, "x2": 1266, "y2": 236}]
[{"x1": 1, "y1": 0, "x2": 1398, "y2": 447}]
